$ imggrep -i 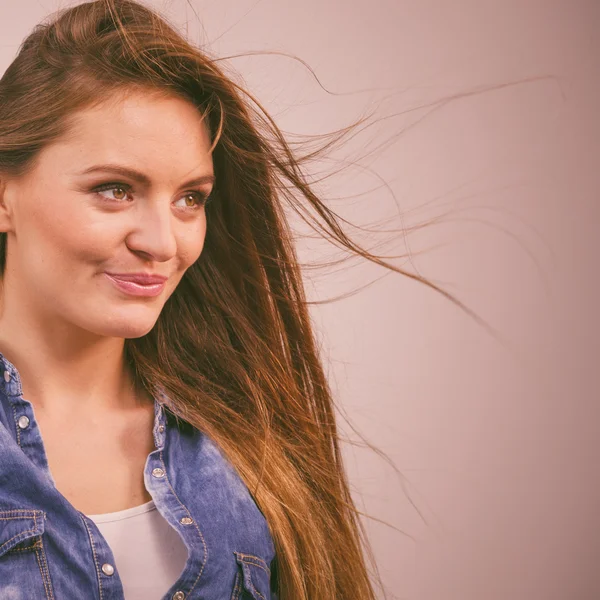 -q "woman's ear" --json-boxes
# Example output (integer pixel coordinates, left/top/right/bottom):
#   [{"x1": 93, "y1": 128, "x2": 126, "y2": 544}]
[{"x1": 0, "y1": 177, "x2": 15, "y2": 233}]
